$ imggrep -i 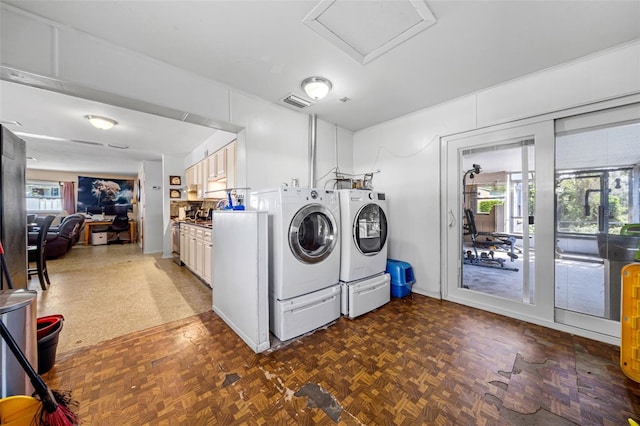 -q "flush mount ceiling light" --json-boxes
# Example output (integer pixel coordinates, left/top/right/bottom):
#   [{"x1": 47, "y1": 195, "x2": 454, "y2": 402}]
[
  {"x1": 84, "y1": 115, "x2": 118, "y2": 130},
  {"x1": 301, "y1": 77, "x2": 332, "y2": 100}
]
